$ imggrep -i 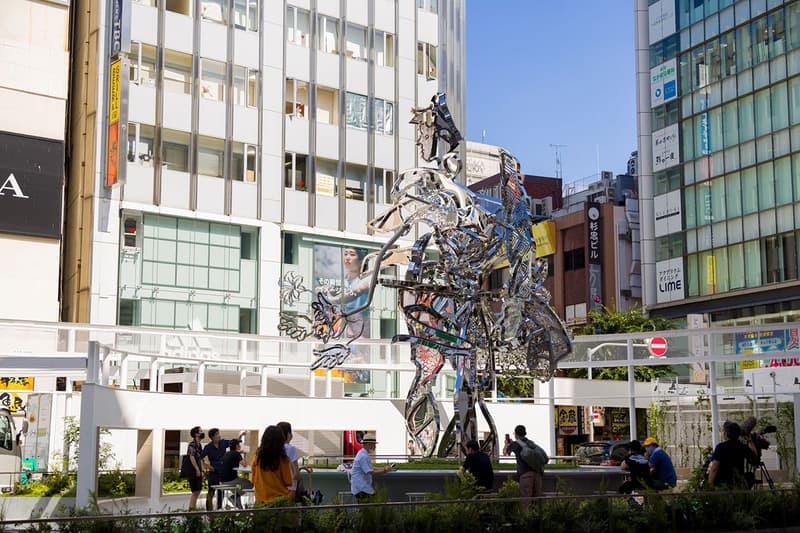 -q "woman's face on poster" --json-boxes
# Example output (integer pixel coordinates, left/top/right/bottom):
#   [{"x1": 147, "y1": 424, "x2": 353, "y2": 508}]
[{"x1": 343, "y1": 248, "x2": 360, "y2": 273}]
